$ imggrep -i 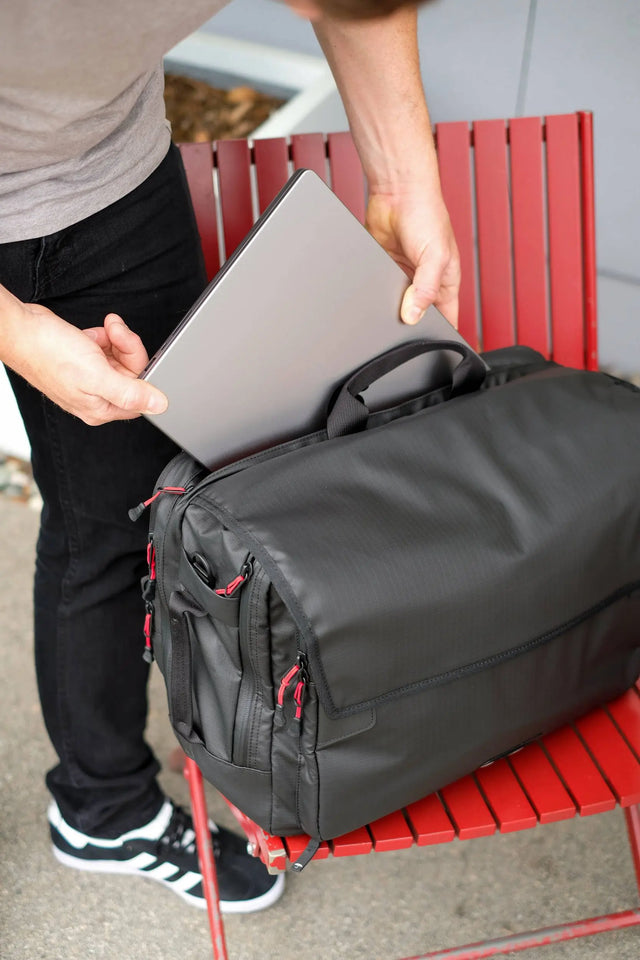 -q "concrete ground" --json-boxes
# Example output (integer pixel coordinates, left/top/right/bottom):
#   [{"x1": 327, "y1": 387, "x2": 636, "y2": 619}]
[{"x1": 0, "y1": 494, "x2": 638, "y2": 960}]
